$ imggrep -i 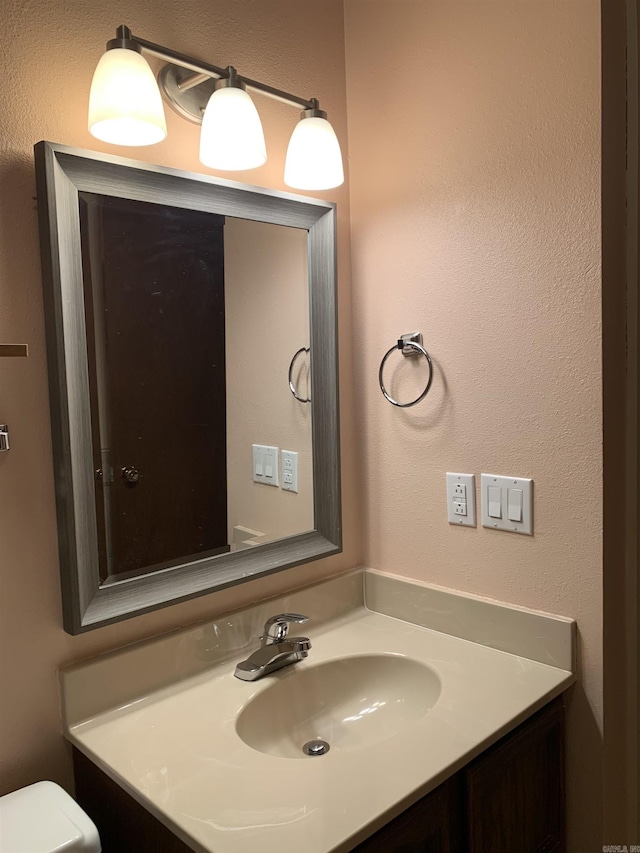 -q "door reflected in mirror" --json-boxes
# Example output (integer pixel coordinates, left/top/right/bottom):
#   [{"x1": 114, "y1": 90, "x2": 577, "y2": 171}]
[{"x1": 79, "y1": 194, "x2": 313, "y2": 584}]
